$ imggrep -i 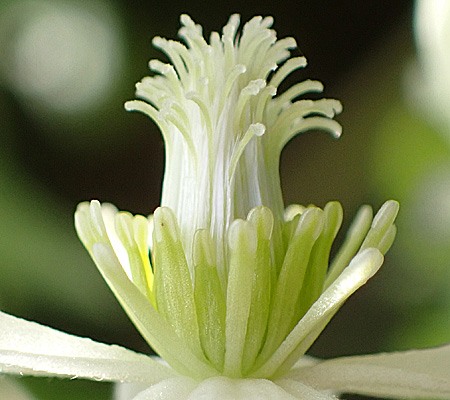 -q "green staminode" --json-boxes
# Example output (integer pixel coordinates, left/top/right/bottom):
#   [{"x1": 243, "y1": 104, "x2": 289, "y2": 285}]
[{"x1": 75, "y1": 199, "x2": 398, "y2": 379}]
